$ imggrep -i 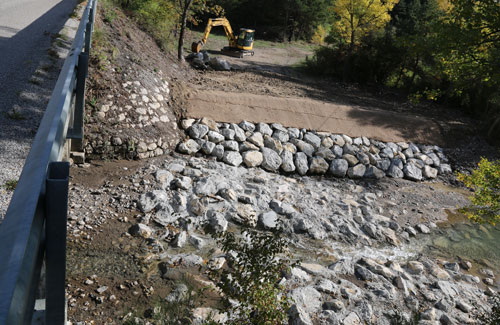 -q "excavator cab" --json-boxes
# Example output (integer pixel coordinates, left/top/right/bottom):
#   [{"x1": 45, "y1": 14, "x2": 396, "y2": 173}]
[{"x1": 236, "y1": 29, "x2": 255, "y2": 50}]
